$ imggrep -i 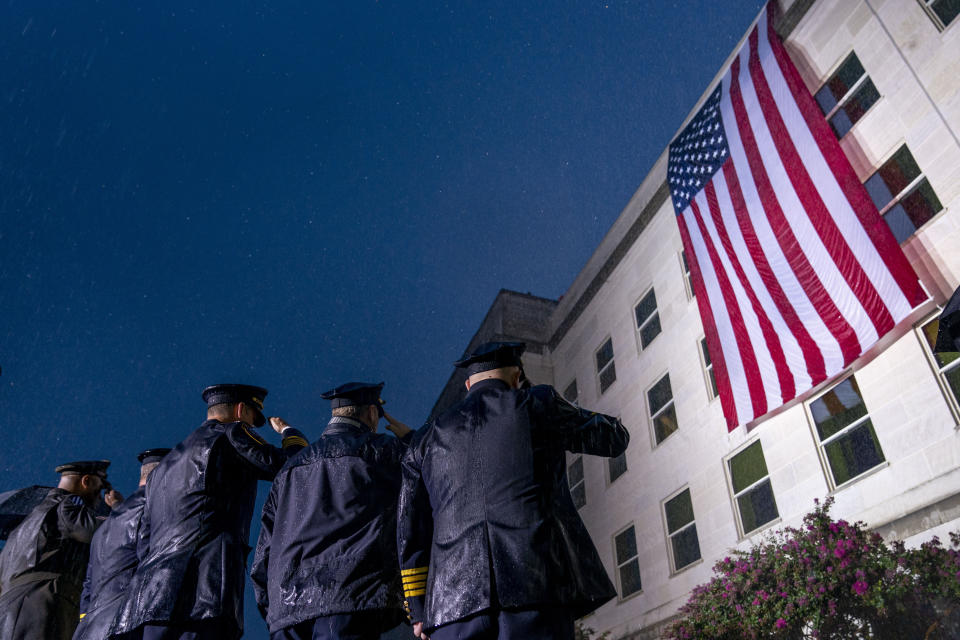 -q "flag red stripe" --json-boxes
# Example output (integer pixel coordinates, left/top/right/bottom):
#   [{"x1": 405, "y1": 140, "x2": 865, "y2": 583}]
[
  {"x1": 677, "y1": 214, "x2": 739, "y2": 429},
  {"x1": 690, "y1": 199, "x2": 767, "y2": 419},
  {"x1": 763, "y1": 11, "x2": 925, "y2": 307},
  {"x1": 746, "y1": 28, "x2": 895, "y2": 343},
  {"x1": 703, "y1": 180, "x2": 795, "y2": 403},
  {"x1": 722, "y1": 161, "x2": 827, "y2": 383},
  {"x1": 728, "y1": 53, "x2": 861, "y2": 365}
]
